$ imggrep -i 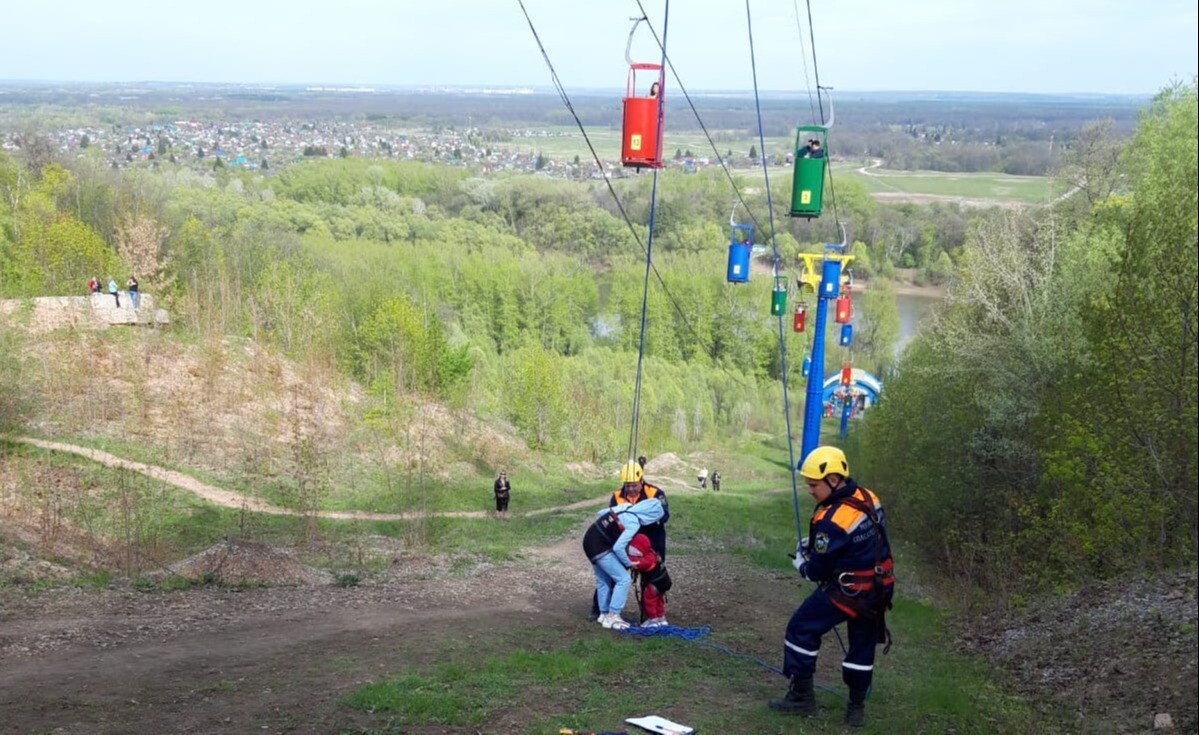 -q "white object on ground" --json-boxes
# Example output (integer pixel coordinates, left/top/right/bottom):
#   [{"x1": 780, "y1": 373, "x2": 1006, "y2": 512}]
[{"x1": 626, "y1": 715, "x2": 695, "y2": 735}]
